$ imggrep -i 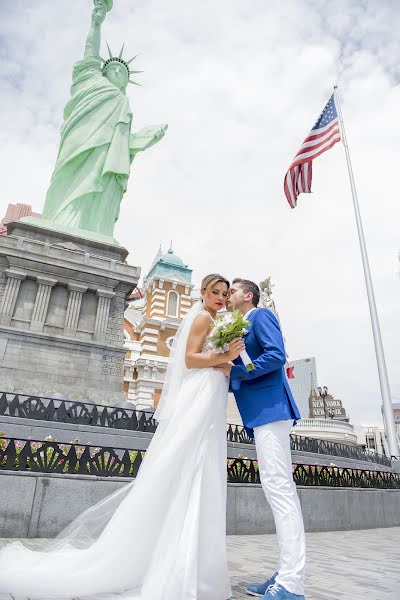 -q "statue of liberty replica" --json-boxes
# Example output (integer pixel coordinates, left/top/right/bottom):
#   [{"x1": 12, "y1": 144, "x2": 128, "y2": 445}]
[
  {"x1": 26, "y1": 0, "x2": 167, "y2": 244},
  {"x1": 0, "y1": 0, "x2": 166, "y2": 403}
]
